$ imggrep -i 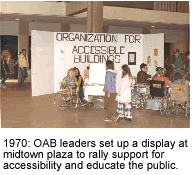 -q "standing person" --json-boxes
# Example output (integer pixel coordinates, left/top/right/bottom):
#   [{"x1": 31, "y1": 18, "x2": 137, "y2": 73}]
[
  {"x1": 74, "y1": 67, "x2": 85, "y2": 103},
  {"x1": 137, "y1": 63, "x2": 151, "y2": 85},
  {"x1": 17, "y1": 50, "x2": 29, "y2": 86},
  {"x1": 171, "y1": 49, "x2": 185, "y2": 81},
  {"x1": 1, "y1": 55, "x2": 10, "y2": 88},
  {"x1": 116, "y1": 64, "x2": 133, "y2": 121},
  {"x1": 104, "y1": 60, "x2": 117, "y2": 122}
]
